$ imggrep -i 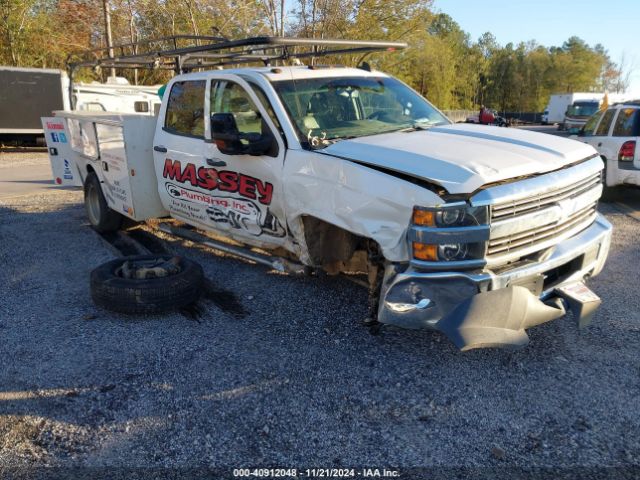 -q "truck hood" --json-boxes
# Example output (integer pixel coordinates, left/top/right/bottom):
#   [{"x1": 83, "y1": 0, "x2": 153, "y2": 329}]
[{"x1": 321, "y1": 124, "x2": 598, "y2": 194}]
